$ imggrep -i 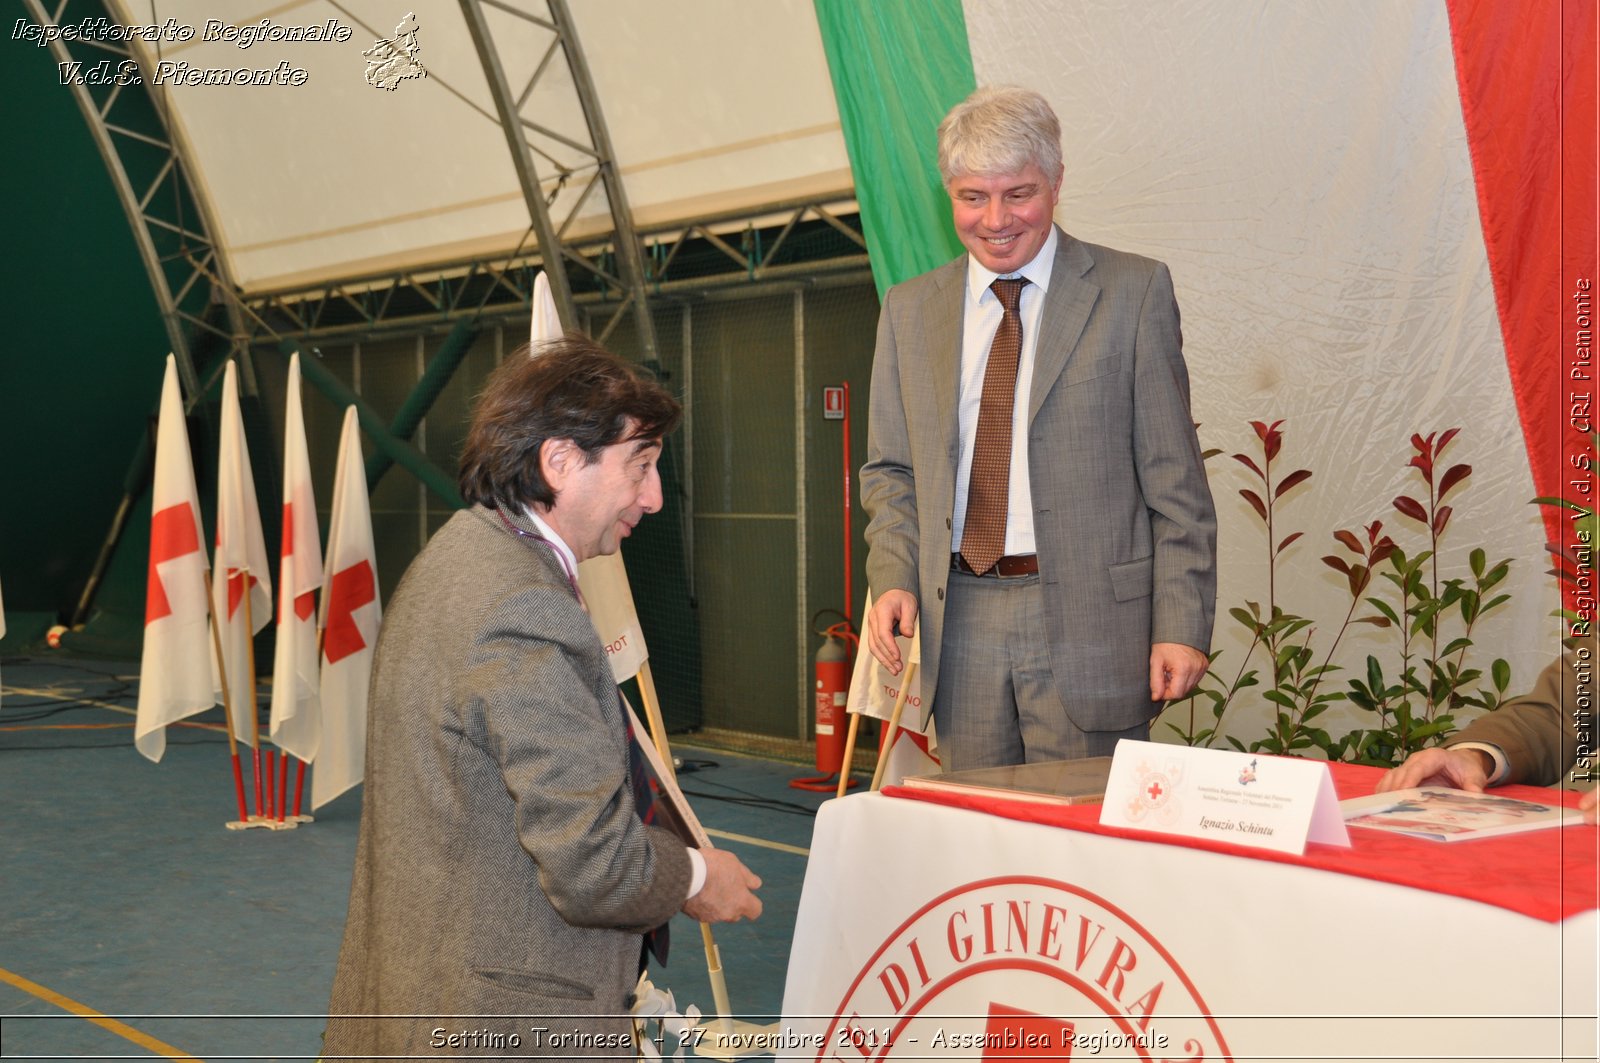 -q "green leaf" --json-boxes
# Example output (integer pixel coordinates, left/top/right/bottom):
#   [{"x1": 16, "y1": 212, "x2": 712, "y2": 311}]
[
  {"x1": 1366, "y1": 598, "x2": 1402, "y2": 626},
  {"x1": 1492, "y1": 658, "x2": 1511, "y2": 693}
]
